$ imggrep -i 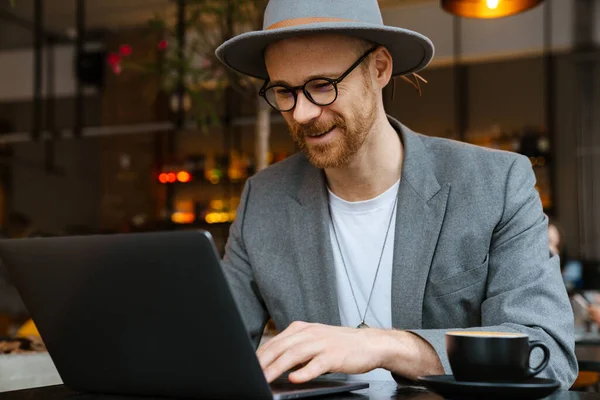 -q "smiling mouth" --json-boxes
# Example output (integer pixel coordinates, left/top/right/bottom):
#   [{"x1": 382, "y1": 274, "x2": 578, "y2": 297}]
[{"x1": 306, "y1": 126, "x2": 336, "y2": 138}]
